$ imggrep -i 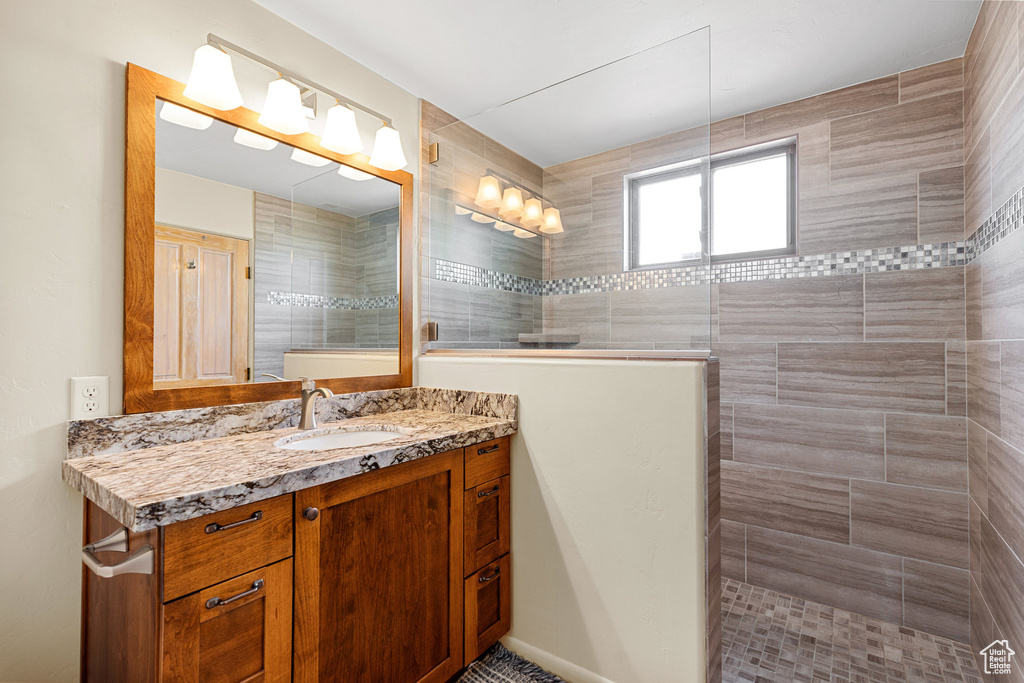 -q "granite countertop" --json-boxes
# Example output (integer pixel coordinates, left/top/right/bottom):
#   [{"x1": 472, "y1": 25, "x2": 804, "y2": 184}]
[{"x1": 63, "y1": 388, "x2": 517, "y2": 532}]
